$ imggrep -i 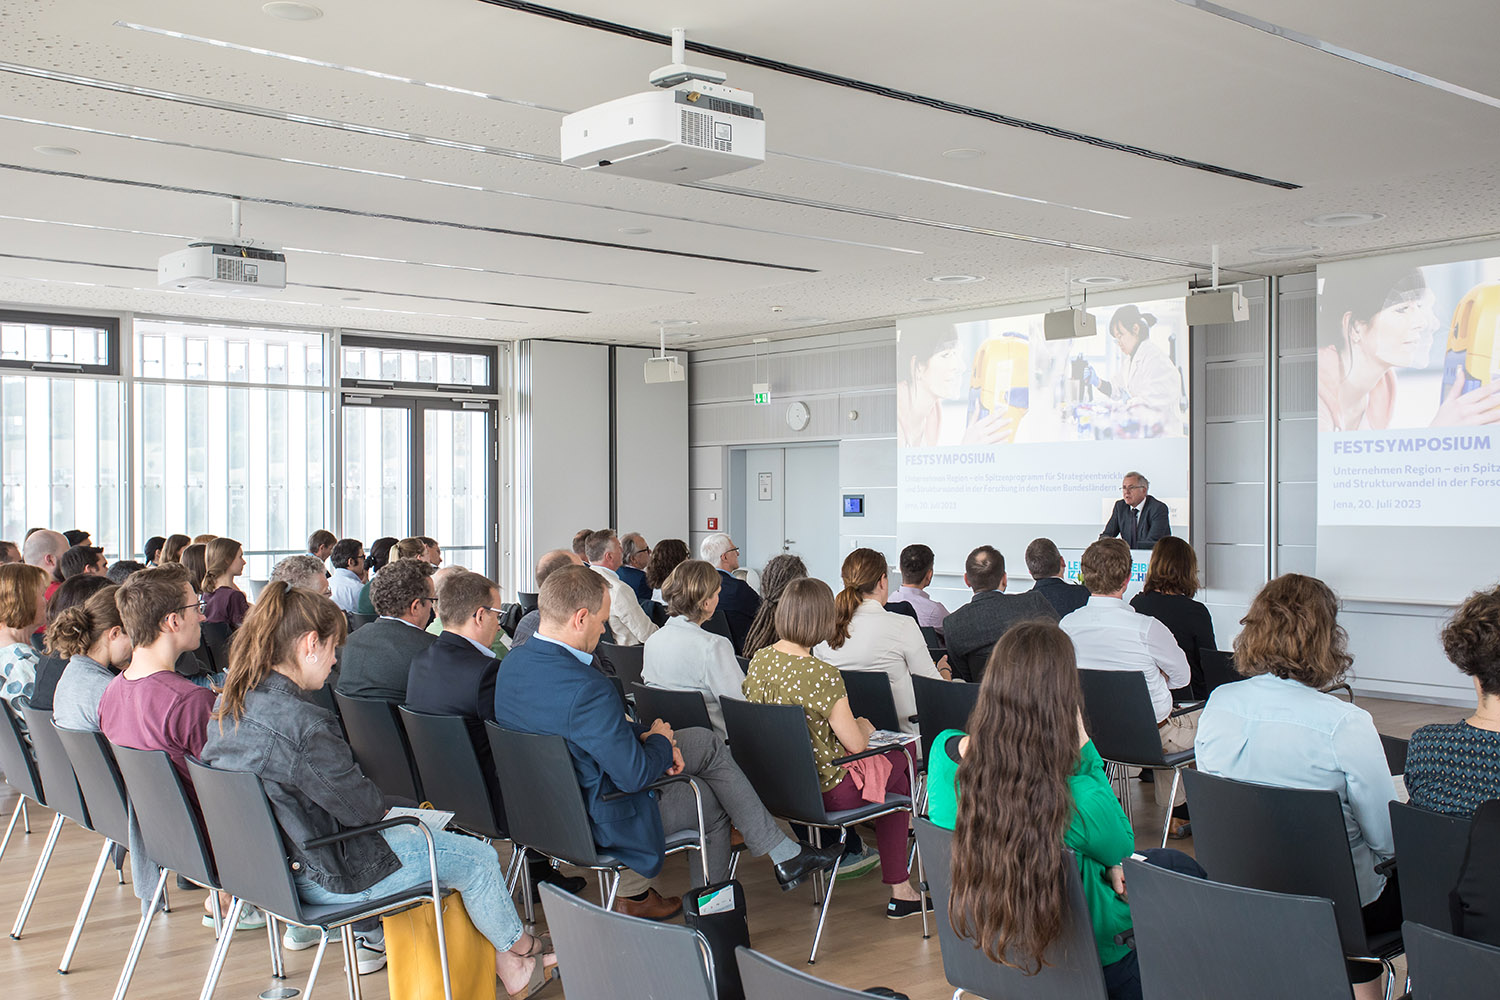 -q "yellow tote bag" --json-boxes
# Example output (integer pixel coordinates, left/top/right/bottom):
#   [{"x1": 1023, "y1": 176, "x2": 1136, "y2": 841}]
[{"x1": 382, "y1": 893, "x2": 496, "y2": 1000}]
